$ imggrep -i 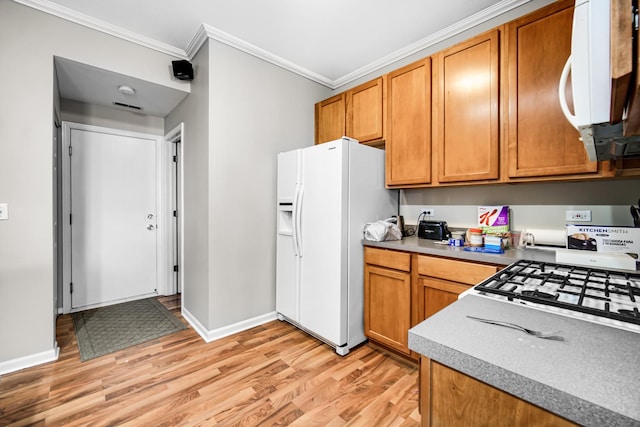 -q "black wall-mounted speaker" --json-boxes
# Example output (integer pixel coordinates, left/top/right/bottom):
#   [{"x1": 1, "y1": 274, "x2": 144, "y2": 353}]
[{"x1": 172, "y1": 60, "x2": 194, "y2": 81}]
